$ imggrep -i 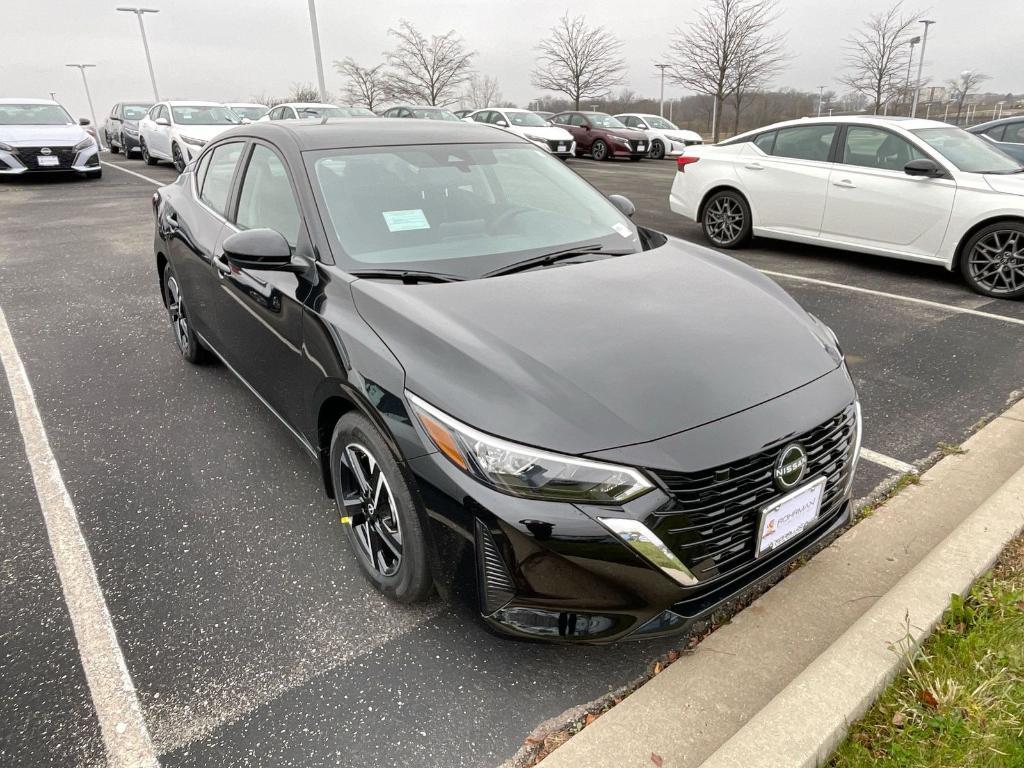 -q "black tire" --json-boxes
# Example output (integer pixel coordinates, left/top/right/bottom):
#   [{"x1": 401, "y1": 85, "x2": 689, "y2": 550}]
[
  {"x1": 591, "y1": 139, "x2": 609, "y2": 161},
  {"x1": 701, "y1": 189, "x2": 752, "y2": 249},
  {"x1": 330, "y1": 413, "x2": 433, "y2": 603},
  {"x1": 141, "y1": 139, "x2": 158, "y2": 166},
  {"x1": 959, "y1": 221, "x2": 1024, "y2": 299},
  {"x1": 649, "y1": 140, "x2": 665, "y2": 160},
  {"x1": 629, "y1": 155, "x2": 643, "y2": 162},
  {"x1": 110, "y1": 139, "x2": 120, "y2": 155},
  {"x1": 162, "y1": 264, "x2": 209, "y2": 364},
  {"x1": 172, "y1": 143, "x2": 186, "y2": 173}
]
